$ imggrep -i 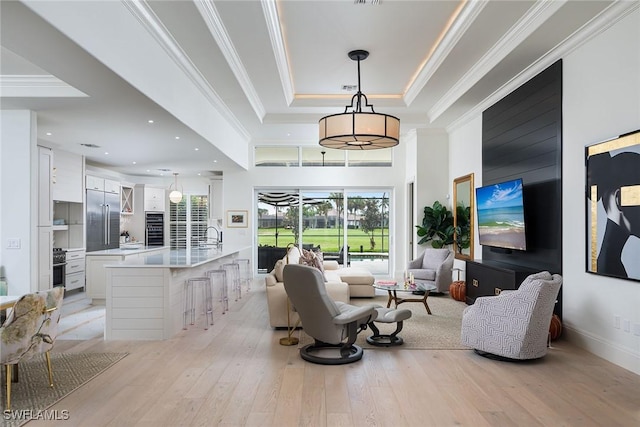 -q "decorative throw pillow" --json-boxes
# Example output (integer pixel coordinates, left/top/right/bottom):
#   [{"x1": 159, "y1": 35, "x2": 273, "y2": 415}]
[
  {"x1": 273, "y1": 259, "x2": 286, "y2": 282},
  {"x1": 299, "y1": 248, "x2": 327, "y2": 281}
]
